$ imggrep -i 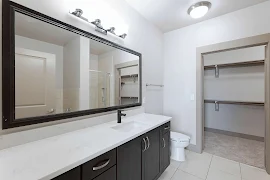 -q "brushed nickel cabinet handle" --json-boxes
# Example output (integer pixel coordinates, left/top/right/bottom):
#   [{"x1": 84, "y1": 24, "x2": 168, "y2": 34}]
[
  {"x1": 146, "y1": 136, "x2": 150, "y2": 149},
  {"x1": 162, "y1": 138, "x2": 166, "y2": 148},
  {"x1": 164, "y1": 126, "x2": 170, "y2": 130},
  {"x1": 93, "y1": 159, "x2": 110, "y2": 171},
  {"x1": 142, "y1": 138, "x2": 147, "y2": 152}
]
